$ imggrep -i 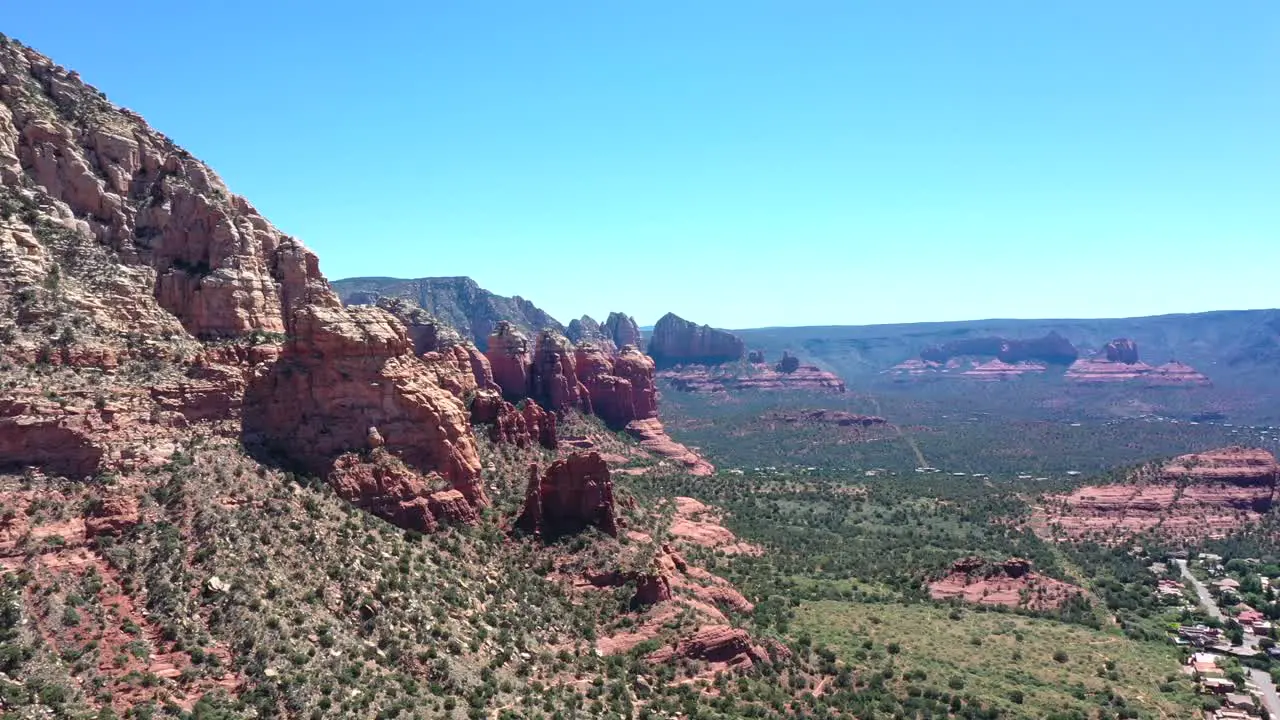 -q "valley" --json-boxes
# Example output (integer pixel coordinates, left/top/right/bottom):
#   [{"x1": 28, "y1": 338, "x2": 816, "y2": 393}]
[{"x1": 1, "y1": 25, "x2": 1278, "y2": 720}]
